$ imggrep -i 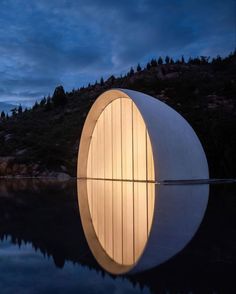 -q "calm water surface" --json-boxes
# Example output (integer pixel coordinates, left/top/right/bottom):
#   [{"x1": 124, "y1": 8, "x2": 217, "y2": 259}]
[{"x1": 0, "y1": 179, "x2": 235, "y2": 293}]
